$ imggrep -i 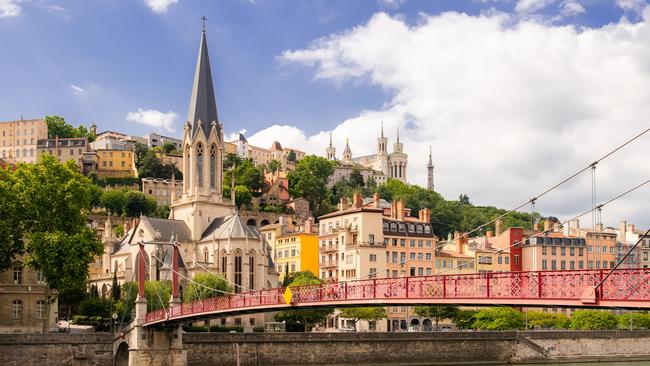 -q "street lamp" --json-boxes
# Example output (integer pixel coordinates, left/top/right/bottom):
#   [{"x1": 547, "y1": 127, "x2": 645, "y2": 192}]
[{"x1": 112, "y1": 312, "x2": 118, "y2": 337}]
